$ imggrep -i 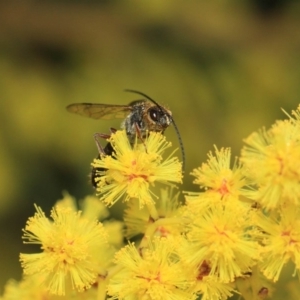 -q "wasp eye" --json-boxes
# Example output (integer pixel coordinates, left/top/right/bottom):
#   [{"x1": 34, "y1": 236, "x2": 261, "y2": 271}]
[{"x1": 149, "y1": 108, "x2": 159, "y2": 121}]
